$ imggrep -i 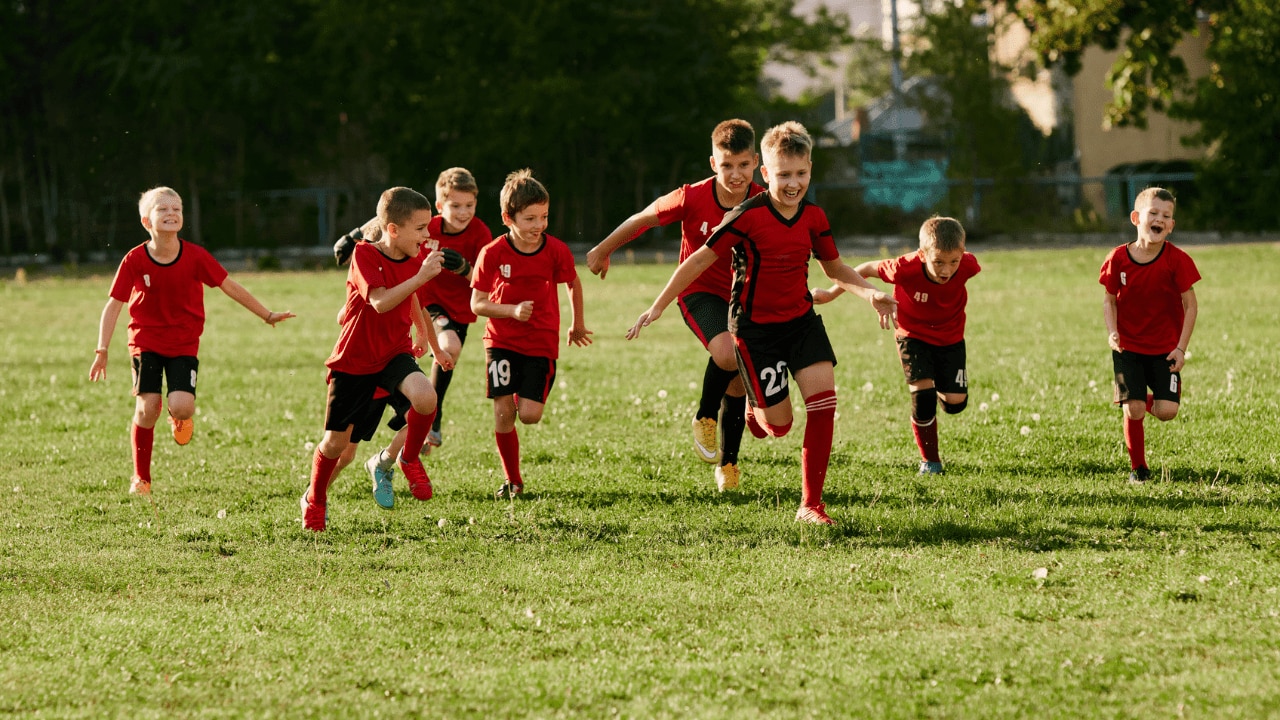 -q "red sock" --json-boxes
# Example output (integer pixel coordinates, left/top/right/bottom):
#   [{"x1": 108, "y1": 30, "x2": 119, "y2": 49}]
[
  {"x1": 745, "y1": 405, "x2": 768, "y2": 439},
  {"x1": 310, "y1": 448, "x2": 339, "y2": 506},
  {"x1": 1124, "y1": 417, "x2": 1146, "y2": 469},
  {"x1": 912, "y1": 418, "x2": 941, "y2": 462},
  {"x1": 132, "y1": 423, "x2": 154, "y2": 481},
  {"x1": 801, "y1": 390, "x2": 837, "y2": 508},
  {"x1": 496, "y1": 429, "x2": 522, "y2": 483},
  {"x1": 762, "y1": 418, "x2": 793, "y2": 438},
  {"x1": 1145, "y1": 393, "x2": 1155, "y2": 415},
  {"x1": 401, "y1": 408, "x2": 436, "y2": 459}
]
